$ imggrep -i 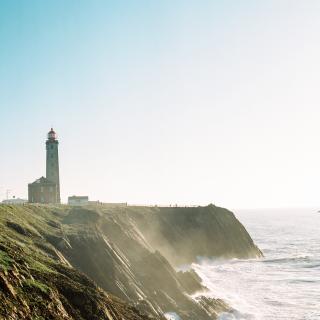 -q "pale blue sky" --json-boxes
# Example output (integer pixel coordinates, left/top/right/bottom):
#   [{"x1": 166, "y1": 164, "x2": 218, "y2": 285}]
[{"x1": 1, "y1": 1, "x2": 320, "y2": 208}]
